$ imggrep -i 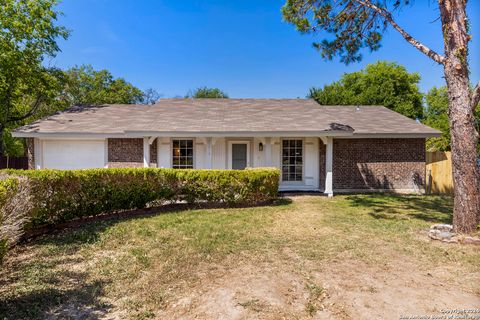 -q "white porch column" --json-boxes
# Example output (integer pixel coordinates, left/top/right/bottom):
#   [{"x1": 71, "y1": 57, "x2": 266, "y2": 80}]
[
  {"x1": 324, "y1": 137, "x2": 333, "y2": 197},
  {"x1": 206, "y1": 137, "x2": 213, "y2": 169},
  {"x1": 104, "y1": 139, "x2": 109, "y2": 168},
  {"x1": 264, "y1": 137, "x2": 272, "y2": 167},
  {"x1": 143, "y1": 137, "x2": 150, "y2": 168}
]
